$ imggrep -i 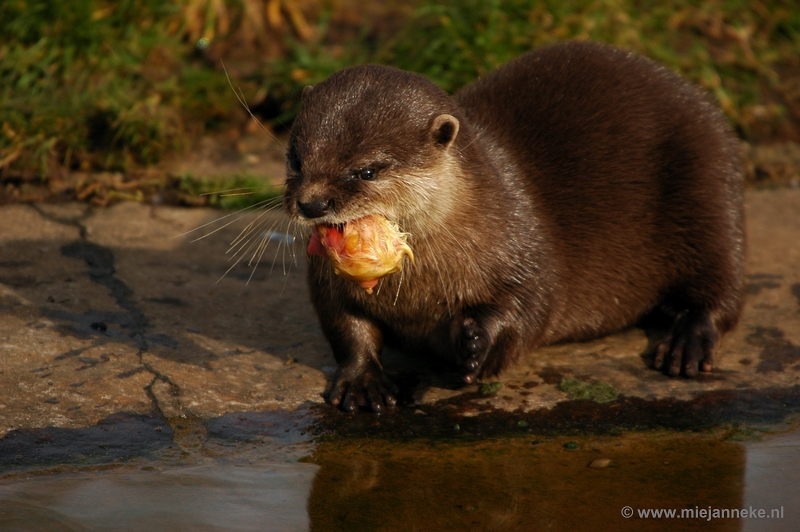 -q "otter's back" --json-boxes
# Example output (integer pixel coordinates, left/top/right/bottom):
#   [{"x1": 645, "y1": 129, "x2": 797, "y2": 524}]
[{"x1": 455, "y1": 41, "x2": 744, "y2": 341}]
